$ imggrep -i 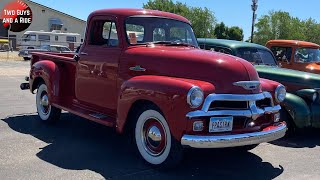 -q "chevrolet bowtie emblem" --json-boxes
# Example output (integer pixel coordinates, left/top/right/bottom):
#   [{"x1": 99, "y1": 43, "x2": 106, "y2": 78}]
[{"x1": 233, "y1": 81, "x2": 261, "y2": 90}]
